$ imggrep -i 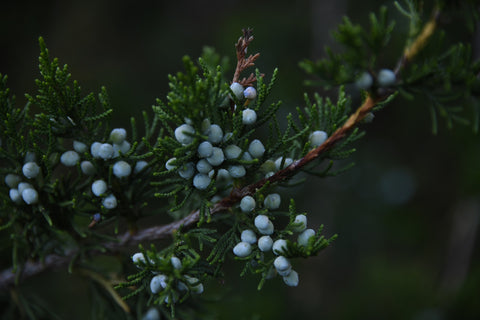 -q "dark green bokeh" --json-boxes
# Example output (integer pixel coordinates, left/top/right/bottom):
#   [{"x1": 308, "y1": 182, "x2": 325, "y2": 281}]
[{"x1": 1, "y1": 0, "x2": 479, "y2": 319}]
